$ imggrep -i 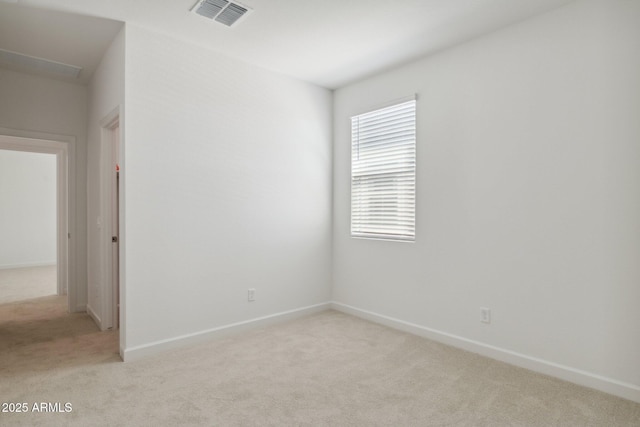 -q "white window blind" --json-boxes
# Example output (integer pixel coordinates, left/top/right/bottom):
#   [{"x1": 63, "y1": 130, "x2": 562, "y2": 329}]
[{"x1": 351, "y1": 99, "x2": 416, "y2": 241}]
